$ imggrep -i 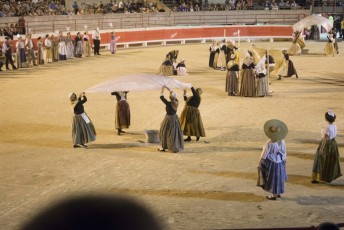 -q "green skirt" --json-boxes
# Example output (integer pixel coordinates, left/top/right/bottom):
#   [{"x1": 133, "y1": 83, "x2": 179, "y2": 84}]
[{"x1": 311, "y1": 138, "x2": 342, "y2": 183}]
